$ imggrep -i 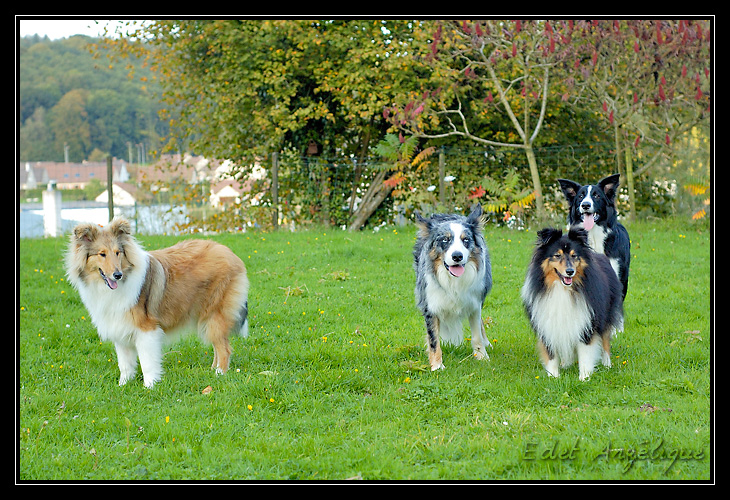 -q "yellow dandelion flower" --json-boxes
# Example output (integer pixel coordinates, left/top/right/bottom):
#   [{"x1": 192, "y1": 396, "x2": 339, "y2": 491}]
[
  {"x1": 165, "y1": 416, "x2": 170, "y2": 423},
  {"x1": 247, "y1": 405, "x2": 253, "y2": 411},
  {"x1": 269, "y1": 398, "x2": 275, "y2": 403}
]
